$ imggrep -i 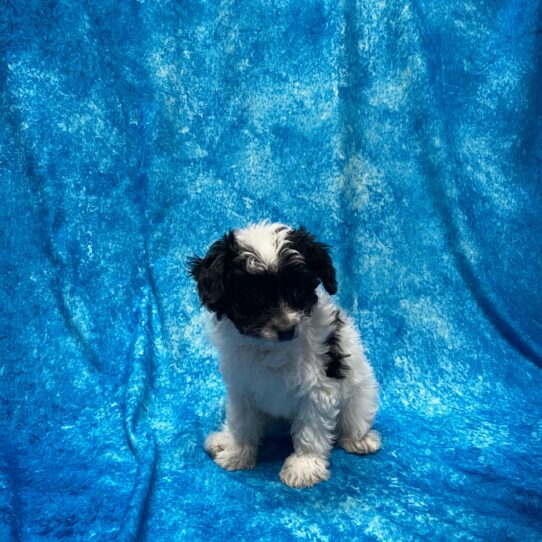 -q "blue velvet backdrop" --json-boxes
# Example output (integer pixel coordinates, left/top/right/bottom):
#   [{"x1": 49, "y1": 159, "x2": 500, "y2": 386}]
[{"x1": 1, "y1": 1, "x2": 541, "y2": 540}]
